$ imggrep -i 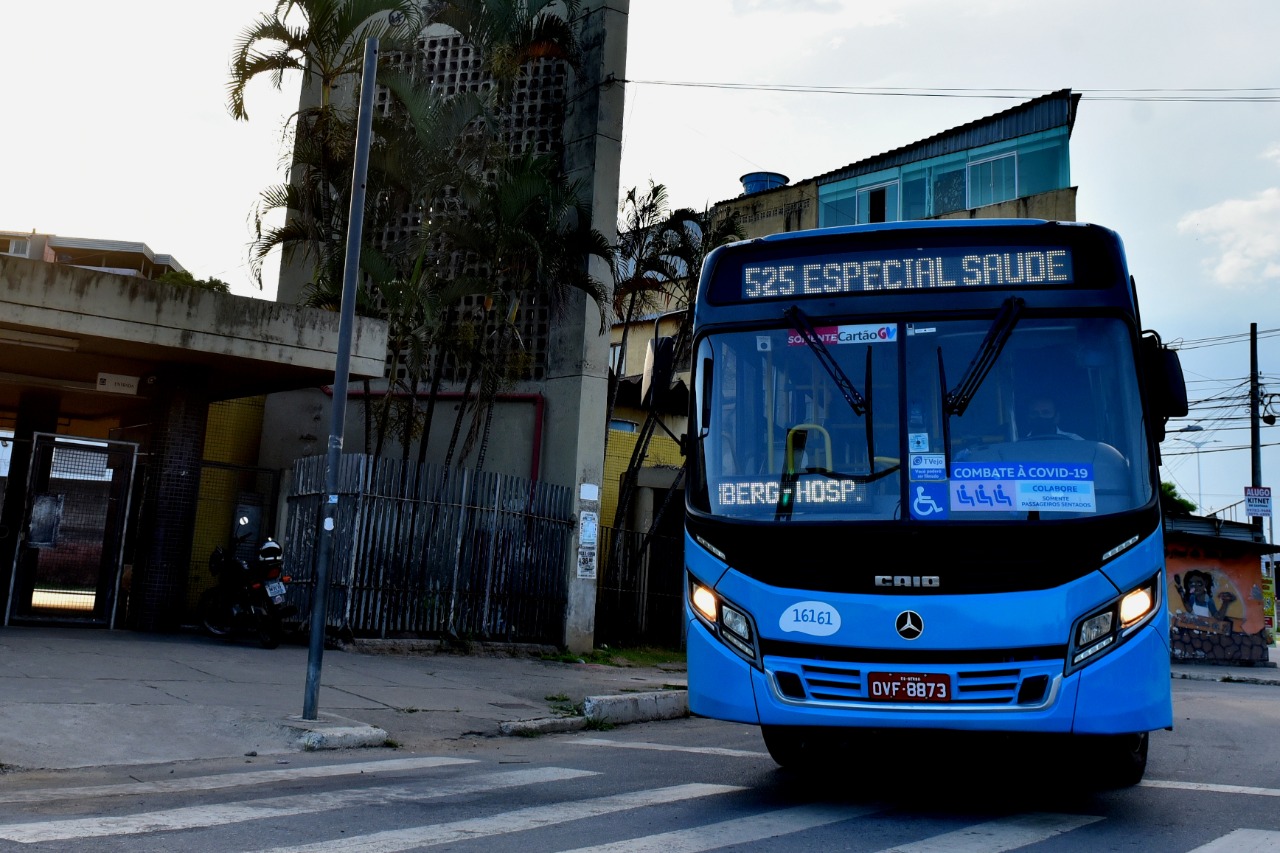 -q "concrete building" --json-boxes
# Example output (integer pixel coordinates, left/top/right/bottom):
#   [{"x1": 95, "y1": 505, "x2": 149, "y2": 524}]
[
  {"x1": 1, "y1": 230, "x2": 185, "y2": 281},
  {"x1": 0, "y1": 250, "x2": 387, "y2": 630},
  {"x1": 713, "y1": 89, "x2": 1079, "y2": 239},
  {"x1": 261, "y1": 2, "x2": 629, "y2": 652}
]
